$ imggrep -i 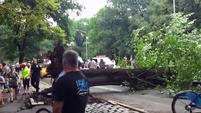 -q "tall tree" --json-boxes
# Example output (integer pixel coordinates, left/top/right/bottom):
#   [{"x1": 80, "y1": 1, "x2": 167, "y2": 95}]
[
  {"x1": 0, "y1": 0, "x2": 65, "y2": 63},
  {"x1": 143, "y1": 0, "x2": 201, "y2": 31},
  {"x1": 87, "y1": 0, "x2": 151, "y2": 58},
  {"x1": 70, "y1": 19, "x2": 89, "y2": 58},
  {"x1": 88, "y1": 8, "x2": 130, "y2": 58},
  {"x1": 51, "y1": 0, "x2": 82, "y2": 39},
  {"x1": 174, "y1": 0, "x2": 201, "y2": 28},
  {"x1": 133, "y1": 14, "x2": 201, "y2": 90}
]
